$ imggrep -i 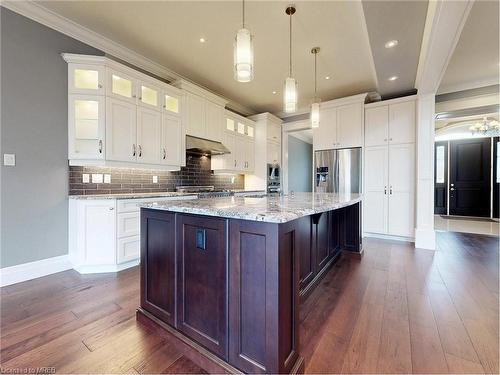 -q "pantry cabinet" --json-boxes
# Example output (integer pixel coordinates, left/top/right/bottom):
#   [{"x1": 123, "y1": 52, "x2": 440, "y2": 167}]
[
  {"x1": 312, "y1": 94, "x2": 366, "y2": 151},
  {"x1": 363, "y1": 96, "x2": 416, "y2": 239},
  {"x1": 63, "y1": 53, "x2": 184, "y2": 170}
]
